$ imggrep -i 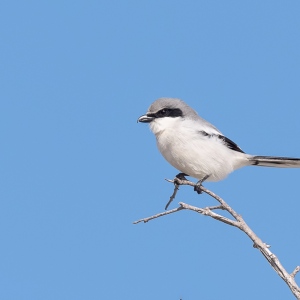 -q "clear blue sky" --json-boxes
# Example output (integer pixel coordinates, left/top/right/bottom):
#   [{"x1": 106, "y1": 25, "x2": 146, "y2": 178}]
[{"x1": 1, "y1": 1, "x2": 300, "y2": 299}]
